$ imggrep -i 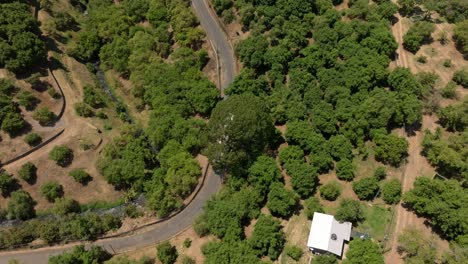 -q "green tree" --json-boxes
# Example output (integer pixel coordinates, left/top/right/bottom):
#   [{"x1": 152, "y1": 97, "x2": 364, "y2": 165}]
[
  {"x1": 71, "y1": 30, "x2": 101, "y2": 62},
  {"x1": 157, "y1": 241, "x2": 178, "y2": 264},
  {"x1": 33, "y1": 107, "x2": 56, "y2": 126},
  {"x1": 1, "y1": 112, "x2": 26, "y2": 136},
  {"x1": 328, "y1": 135, "x2": 353, "y2": 161},
  {"x1": 373, "y1": 134, "x2": 408, "y2": 167},
  {"x1": 40, "y1": 181, "x2": 63, "y2": 202},
  {"x1": 68, "y1": 169, "x2": 92, "y2": 185},
  {"x1": 454, "y1": 20, "x2": 468, "y2": 57},
  {"x1": 304, "y1": 197, "x2": 324, "y2": 219},
  {"x1": 250, "y1": 214, "x2": 285, "y2": 260},
  {"x1": 248, "y1": 155, "x2": 282, "y2": 196},
  {"x1": 335, "y1": 199, "x2": 364, "y2": 223},
  {"x1": 49, "y1": 145, "x2": 74, "y2": 167},
  {"x1": 452, "y1": 69, "x2": 468, "y2": 88},
  {"x1": 278, "y1": 145, "x2": 304, "y2": 168},
  {"x1": 205, "y1": 94, "x2": 275, "y2": 174},
  {"x1": 7, "y1": 190, "x2": 36, "y2": 220},
  {"x1": 382, "y1": 179, "x2": 402, "y2": 204},
  {"x1": 352, "y1": 177, "x2": 379, "y2": 200},
  {"x1": 343, "y1": 239, "x2": 384, "y2": 264},
  {"x1": 288, "y1": 162, "x2": 318, "y2": 198},
  {"x1": 48, "y1": 245, "x2": 111, "y2": 264},
  {"x1": 24, "y1": 132, "x2": 42, "y2": 146},
  {"x1": 284, "y1": 245, "x2": 303, "y2": 261},
  {"x1": 438, "y1": 99, "x2": 468, "y2": 132},
  {"x1": 403, "y1": 22, "x2": 435, "y2": 53},
  {"x1": 16, "y1": 90, "x2": 37, "y2": 110},
  {"x1": 18, "y1": 162, "x2": 37, "y2": 184},
  {"x1": 53, "y1": 197, "x2": 80, "y2": 216},
  {"x1": 320, "y1": 181, "x2": 342, "y2": 201},
  {"x1": 336, "y1": 158, "x2": 355, "y2": 181},
  {"x1": 403, "y1": 177, "x2": 467, "y2": 240},
  {"x1": 0, "y1": 170, "x2": 16, "y2": 196},
  {"x1": 267, "y1": 183, "x2": 299, "y2": 218},
  {"x1": 314, "y1": 254, "x2": 338, "y2": 264},
  {"x1": 373, "y1": 166, "x2": 387, "y2": 180},
  {"x1": 74, "y1": 102, "x2": 94, "y2": 117}
]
